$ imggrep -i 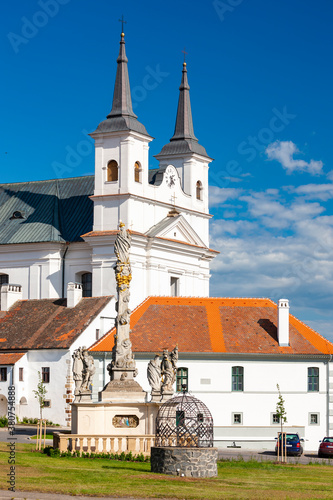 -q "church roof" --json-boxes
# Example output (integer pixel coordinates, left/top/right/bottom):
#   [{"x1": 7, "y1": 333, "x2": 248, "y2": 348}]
[
  {"x1": 0, "y1": 296, "x2": 111, "y2": 350},
  {"x1": 0, "y1": 176, "x2": 94, "y2": 245},
  {"x1": 92, "y1": 33, "x2": 151, "y2": 138},
  {"x1": 90, "y1": 296, "x2": 333, "y2": 356},
  {"x1": 156, "y1": 63, "x2": 210, "y2": 159}
]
